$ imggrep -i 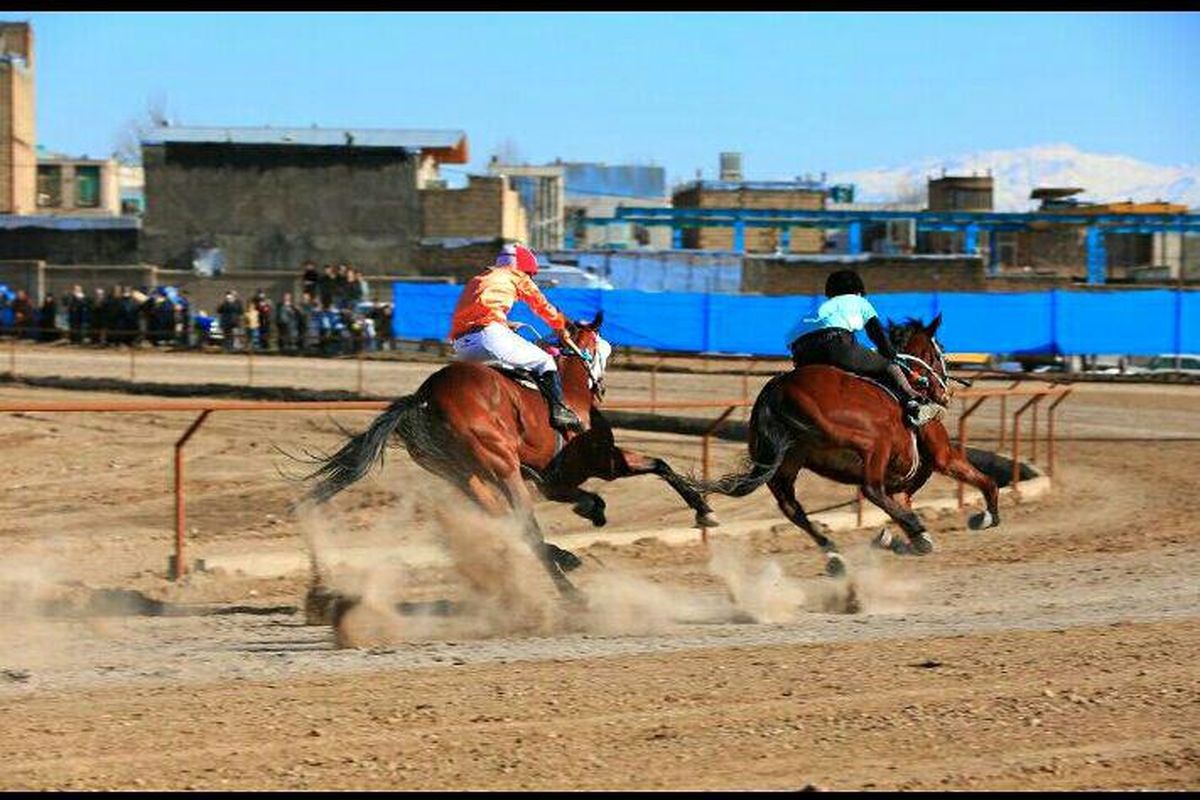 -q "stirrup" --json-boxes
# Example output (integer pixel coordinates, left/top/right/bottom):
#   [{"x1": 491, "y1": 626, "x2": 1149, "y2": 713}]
[
  {"x1": 551, "y1": 405, "x2": 585, "y2": 433},
  {"x1": 906, "y1": 401, "x2": 942, "y2": 427}
]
